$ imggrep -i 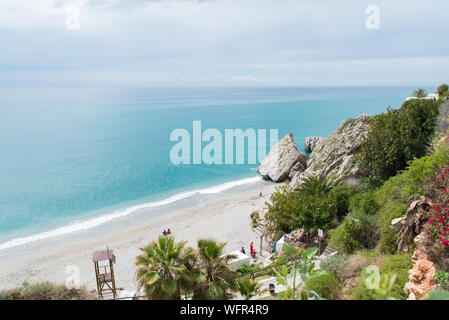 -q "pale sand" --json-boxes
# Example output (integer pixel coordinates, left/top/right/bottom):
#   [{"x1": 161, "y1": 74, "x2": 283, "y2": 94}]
[{"x1": 0, "y1": 181, "x2": 278, "y2": 296}]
